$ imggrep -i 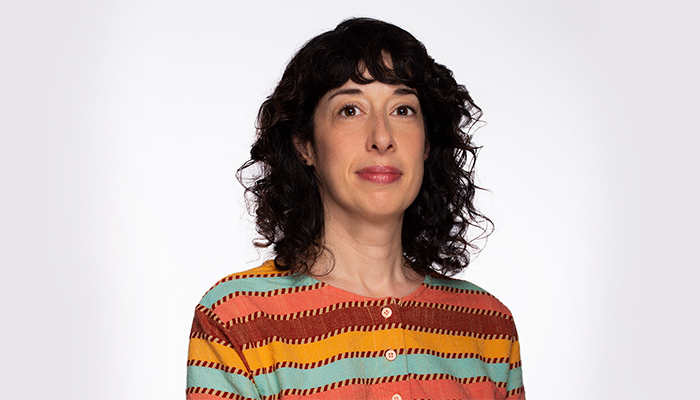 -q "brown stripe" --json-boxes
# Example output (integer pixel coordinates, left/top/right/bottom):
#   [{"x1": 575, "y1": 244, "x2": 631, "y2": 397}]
[
  {"x1": 401, "y1": 300, "x2": 513, "y2": 321},
  {"x1": 242, "y1": 322, "x2": 514, "y2": 351},
  {"x1": 507, "y1": 386, "x2": 525, "y2": 397},
  {"x1": 401, "y1": 306, "x2": 516, "y2": 336},
  {"x1": 226, "y1": 303, "x2": 516, "y2": 348},
  {"x1": 195, "y1": 304, "x2": 227, "y2": 327},
  {"x1": 241, "y1": 323, "x2": 399, "y2": 351},
  {"x1": 226, "y1": 299, "x2": 512, "y2": 327}
]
